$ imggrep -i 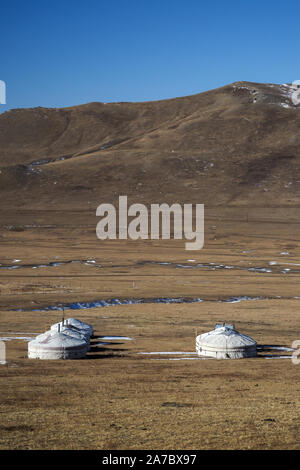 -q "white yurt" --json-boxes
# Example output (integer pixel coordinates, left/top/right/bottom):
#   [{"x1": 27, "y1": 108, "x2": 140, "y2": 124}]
[
  {"x1": 51, "y1": 318, "x2": 93, "y2": 338},
  {"x1": 196, "y1": 323, "x2": 257, "y2": 359},
  {"x1": 28, "y1": 330, "x2": 88, "y2": 360}
]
